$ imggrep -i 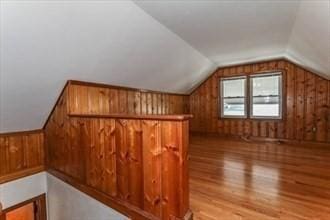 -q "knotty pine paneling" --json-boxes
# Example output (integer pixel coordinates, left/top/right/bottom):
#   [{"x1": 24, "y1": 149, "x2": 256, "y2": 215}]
[
  {"x1": 44, "y1": 87, "x2": 72, "y2": 177},
  {"x1": 44, "y1": 80, "x2": 191, "y2": 219},
  {"x1": 190, "y1": 59, "x2": 330, "y2": 143},
  {"x1": 45, "y1": 80, "x2": 189, "y2": 176},
  {"x1": 68, "y1": 81, "x2": 189, "y2": 115},
  {"x1": 0, "y1": 130, "x2": 45, "y2": 183},
  {"x1": 46, "y1": 115, "x2": 191, "y2": 220}
]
